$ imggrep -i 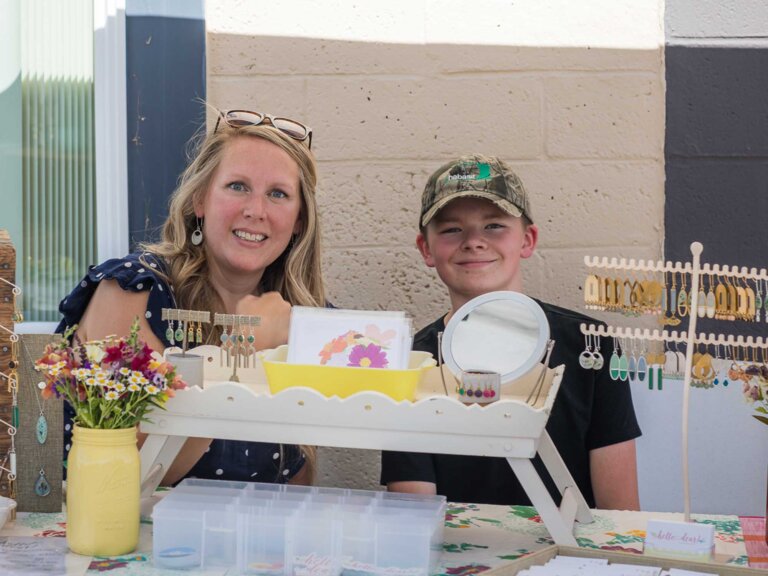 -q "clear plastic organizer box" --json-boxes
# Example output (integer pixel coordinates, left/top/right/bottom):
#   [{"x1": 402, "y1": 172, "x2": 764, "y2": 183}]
[{"x1": 153, "y1": 478, "x2": 446, "y2": 575}]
